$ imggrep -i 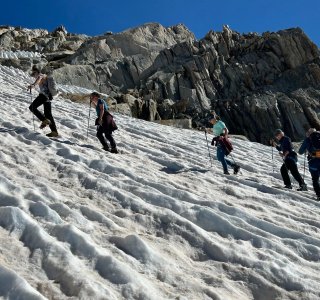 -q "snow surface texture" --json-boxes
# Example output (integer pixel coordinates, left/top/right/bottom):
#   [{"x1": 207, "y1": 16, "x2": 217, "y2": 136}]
[
  {"x1": 0, "y1": 51, "x2": 42, "y2": 59},
  {"x1": 0, "y1": 65, "x2": 319, "y2": 300}
]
